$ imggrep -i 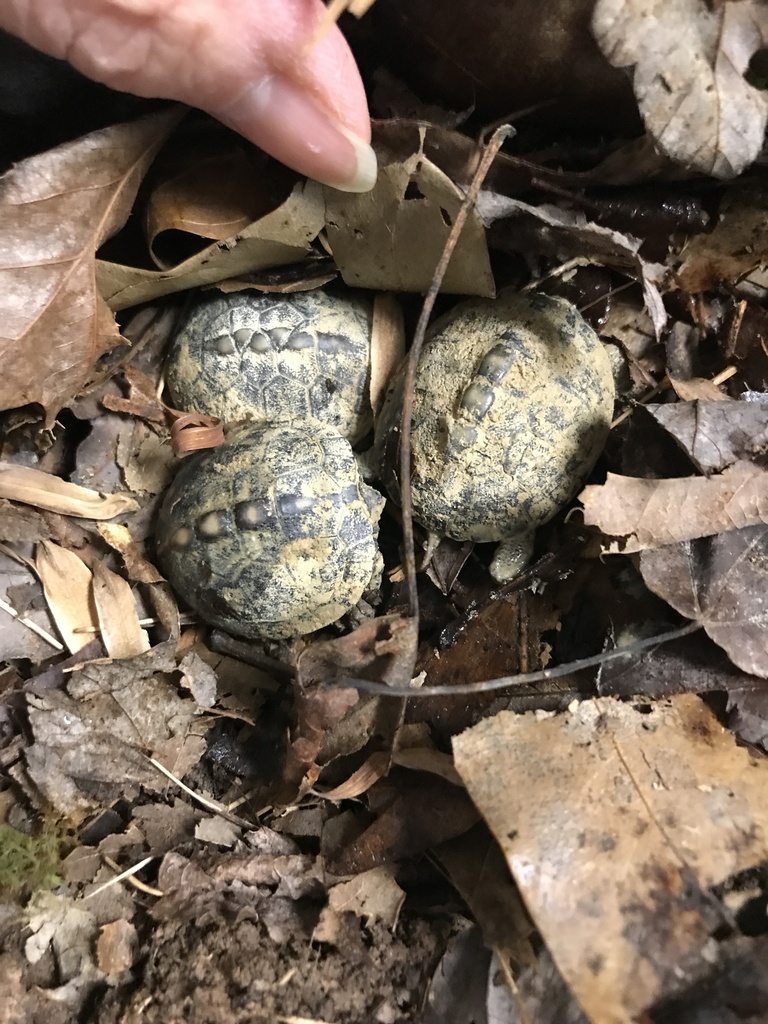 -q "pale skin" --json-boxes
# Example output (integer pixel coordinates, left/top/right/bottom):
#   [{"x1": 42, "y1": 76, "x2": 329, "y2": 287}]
[{"x1": 0, "y1": 0, "x2": 376, "y2": 191}]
